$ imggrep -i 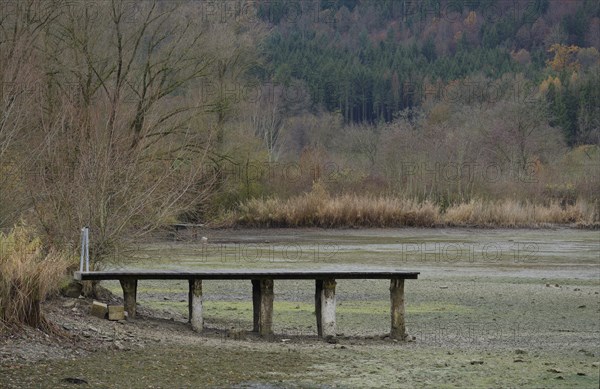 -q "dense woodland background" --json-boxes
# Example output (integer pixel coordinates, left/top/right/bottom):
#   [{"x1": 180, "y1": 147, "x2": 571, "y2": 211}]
[{"x1": 0, "y1": 0, "x2": 599, "y2": 254}]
